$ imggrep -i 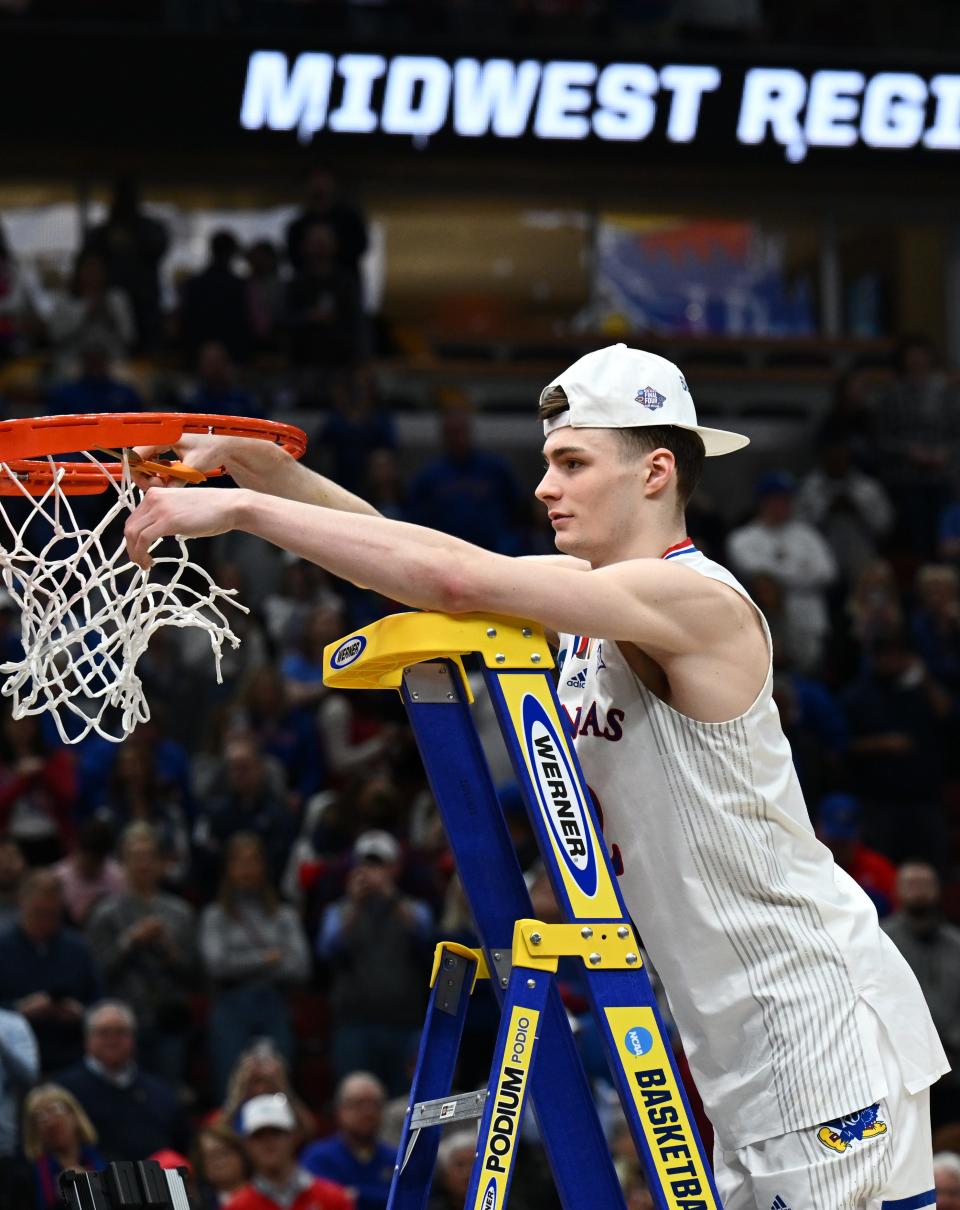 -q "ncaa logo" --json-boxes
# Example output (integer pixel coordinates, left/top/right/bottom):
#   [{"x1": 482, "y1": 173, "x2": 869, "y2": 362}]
[
  {"x1": 329, "y1": 635, "x2": 366, "y2": 670},
  {"x1": 624, "y1": 1027, "x2": 654, "y2": 1057},
  {"x1": 522, "y1": 695, "x2": 598, "y2": 898},
  {"x1": 480, "y1": 1178, "x2": 497, "y2": 1210}
]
